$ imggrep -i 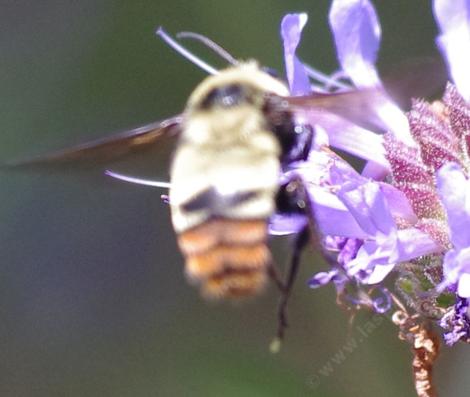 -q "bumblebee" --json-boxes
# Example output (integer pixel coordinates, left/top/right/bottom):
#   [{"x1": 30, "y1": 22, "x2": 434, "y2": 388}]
[{"x1": 6, "y1": 61, "x2": 394, "y2": 339}]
